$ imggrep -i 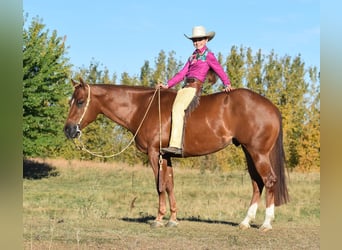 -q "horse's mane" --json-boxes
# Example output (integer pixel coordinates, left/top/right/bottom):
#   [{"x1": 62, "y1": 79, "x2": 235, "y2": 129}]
[
  {"x1": 206, "y1": 68, "x2": 218, "y2": 84},
  {"x1": 90, "y1": 83, "x2": 153, "y2": 89}
]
